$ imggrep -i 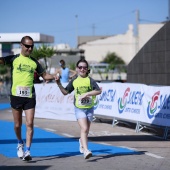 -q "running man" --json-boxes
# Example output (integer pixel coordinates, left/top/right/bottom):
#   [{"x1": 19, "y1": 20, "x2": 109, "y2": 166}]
[{"x1": 0, "y1": 36, "x2": 55, "y2": 161}]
